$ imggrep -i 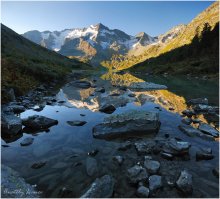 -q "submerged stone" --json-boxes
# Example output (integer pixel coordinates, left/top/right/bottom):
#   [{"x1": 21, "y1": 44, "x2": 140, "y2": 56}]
[
  {"x1": 127, "y1": 165, "x2": 148, "y2": 184},
  {"x1": 176, "y1": 170, "x2": 193, "y2": 195},
  {"x1": 20, "y1": 137, "x2": 34, "y2": 146},
  {"x1": 149, "y1": 175, "x2": 162, "y2": 192},
  {"x1": 80, "y1": 175, "x2": 114, "y2": 198},
  {"x1": 93, "y1": 110, "x2": 160, "y2": 139},
  {"x1": 67, "y1": 120, "x2": 87, "y2": 126},
  {"x1": 136, "y1": 186, "x2": 150, "y2": 198},
  {"x1": 86, "y1": 157, "x2": 98, "y2": 177}
]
